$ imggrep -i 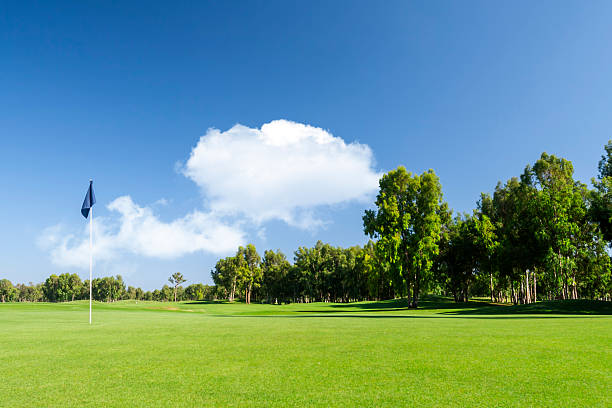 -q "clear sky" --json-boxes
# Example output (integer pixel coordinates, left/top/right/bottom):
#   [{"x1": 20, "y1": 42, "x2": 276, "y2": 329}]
[{"x1": 2, "y1": 1, "x2": 612, "y2": 290}]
